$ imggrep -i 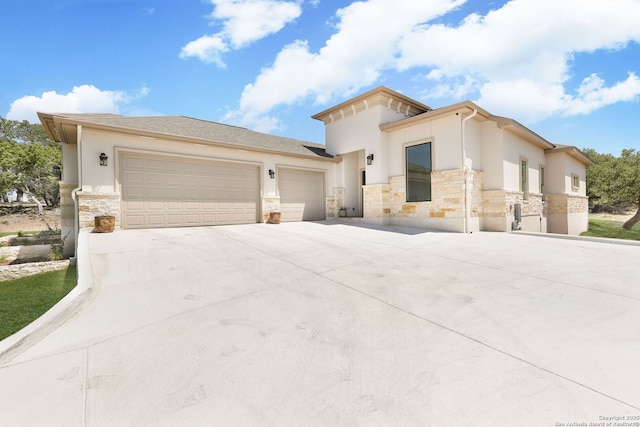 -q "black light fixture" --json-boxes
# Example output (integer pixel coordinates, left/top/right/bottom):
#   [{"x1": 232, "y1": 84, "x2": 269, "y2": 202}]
[
  {"x1": 52, "y1": 165, "x2": 61, "y2": 179},
  {"x1": 366, "y1": 153, "x2": 374, "y2": 165},
  {"x1": 99, "y1": 152, "x2": 108, "y2": 166},
  {"x1": 268, "y1": 169, "x2": 275, "y2": 179}
]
